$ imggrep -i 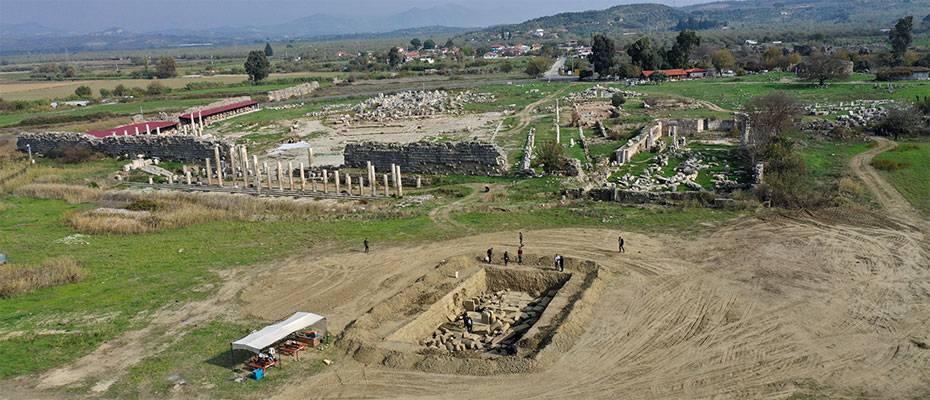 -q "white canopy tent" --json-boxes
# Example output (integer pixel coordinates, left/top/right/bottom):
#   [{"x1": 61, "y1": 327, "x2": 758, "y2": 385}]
[{"x1": 231, "y1": 312, "x2": 327, "y2": 354}]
